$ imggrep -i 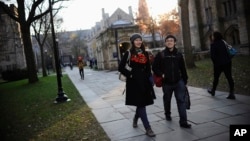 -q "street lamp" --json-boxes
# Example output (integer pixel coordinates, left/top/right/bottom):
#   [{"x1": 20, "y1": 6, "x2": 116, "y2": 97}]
[{"x1": 49, "y1": 0, "x2": 70, "y2": 103}]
